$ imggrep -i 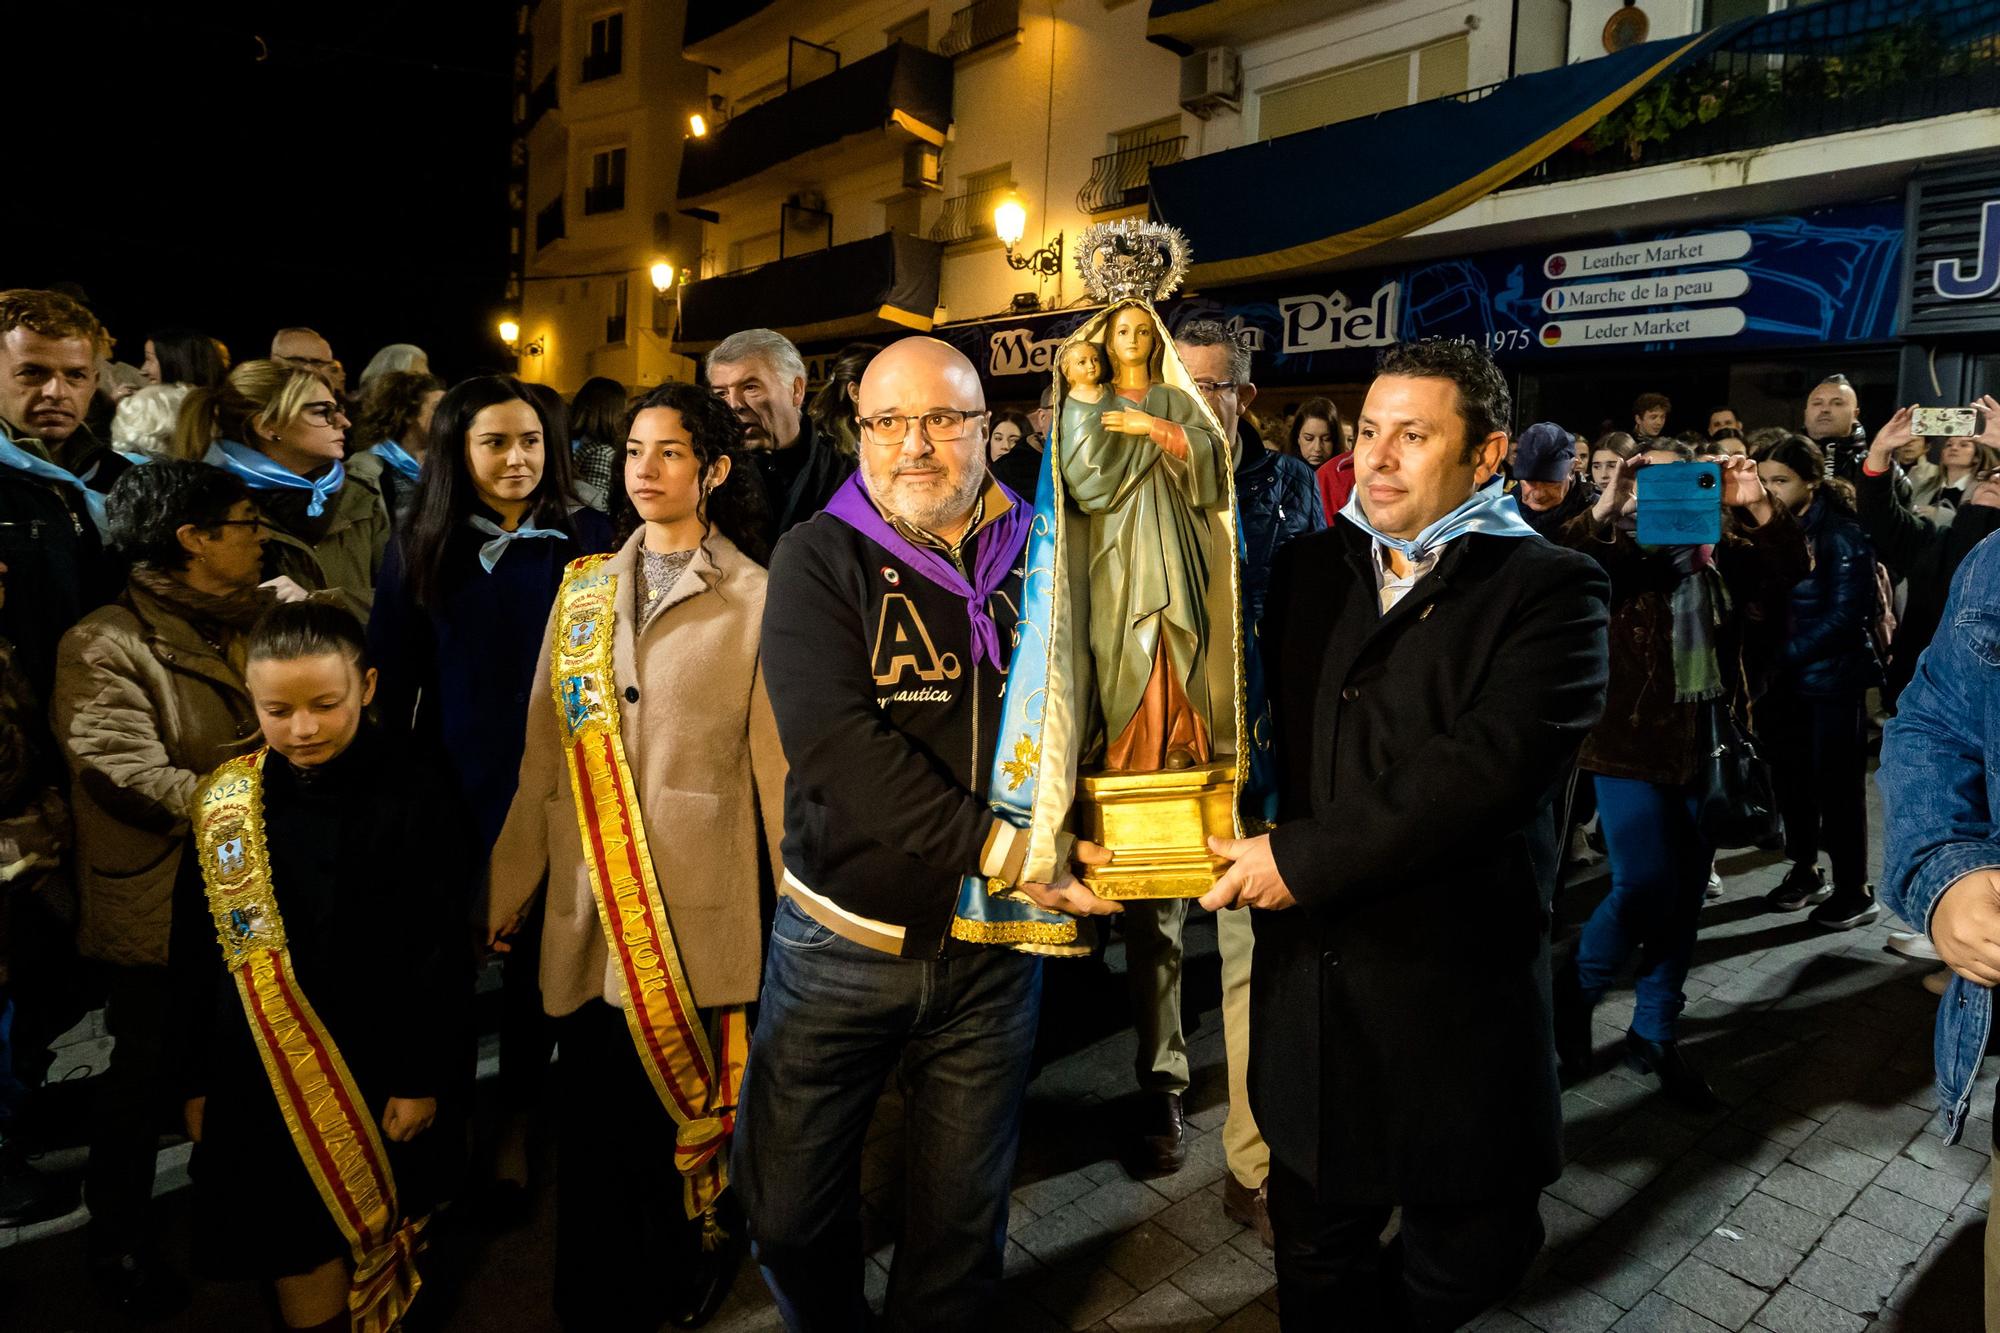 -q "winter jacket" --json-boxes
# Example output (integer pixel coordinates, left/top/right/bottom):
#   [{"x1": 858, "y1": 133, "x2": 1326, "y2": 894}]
[
  {"x1": 749, "y1": 415, "x2": 856, "y2": 545},
  {"x1": 50, "y1": 575, "x2": 261, "y2": 965},
  {"x1": 489, "y1": 529, "x2": 787, "y2": 1013},
  {"x1": 1780, "y1": 495, "x2": 1882, "y2": 698},
  {"x1": 0, "y1": 437, "x2": 118, "y2": 702},
  {"x1": 255, "y1": 470, "x2": 392, "y2": 622},
  {"x1": 1517, "y1": 479, "x2": 1598, "y2": 540},
  {"x1": 1315, "y1": 451, "x2": 1356, "y2": 518},
  {"x1": 1235, "y1": 420, "x2": 1324, "y2": 628},
  {"x1": 1855, "y1": 465, "x2": 2000, "y2": 697},
  {"x1": 1556, "y1": 507, "x2": 1809, "y2": 787}
]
